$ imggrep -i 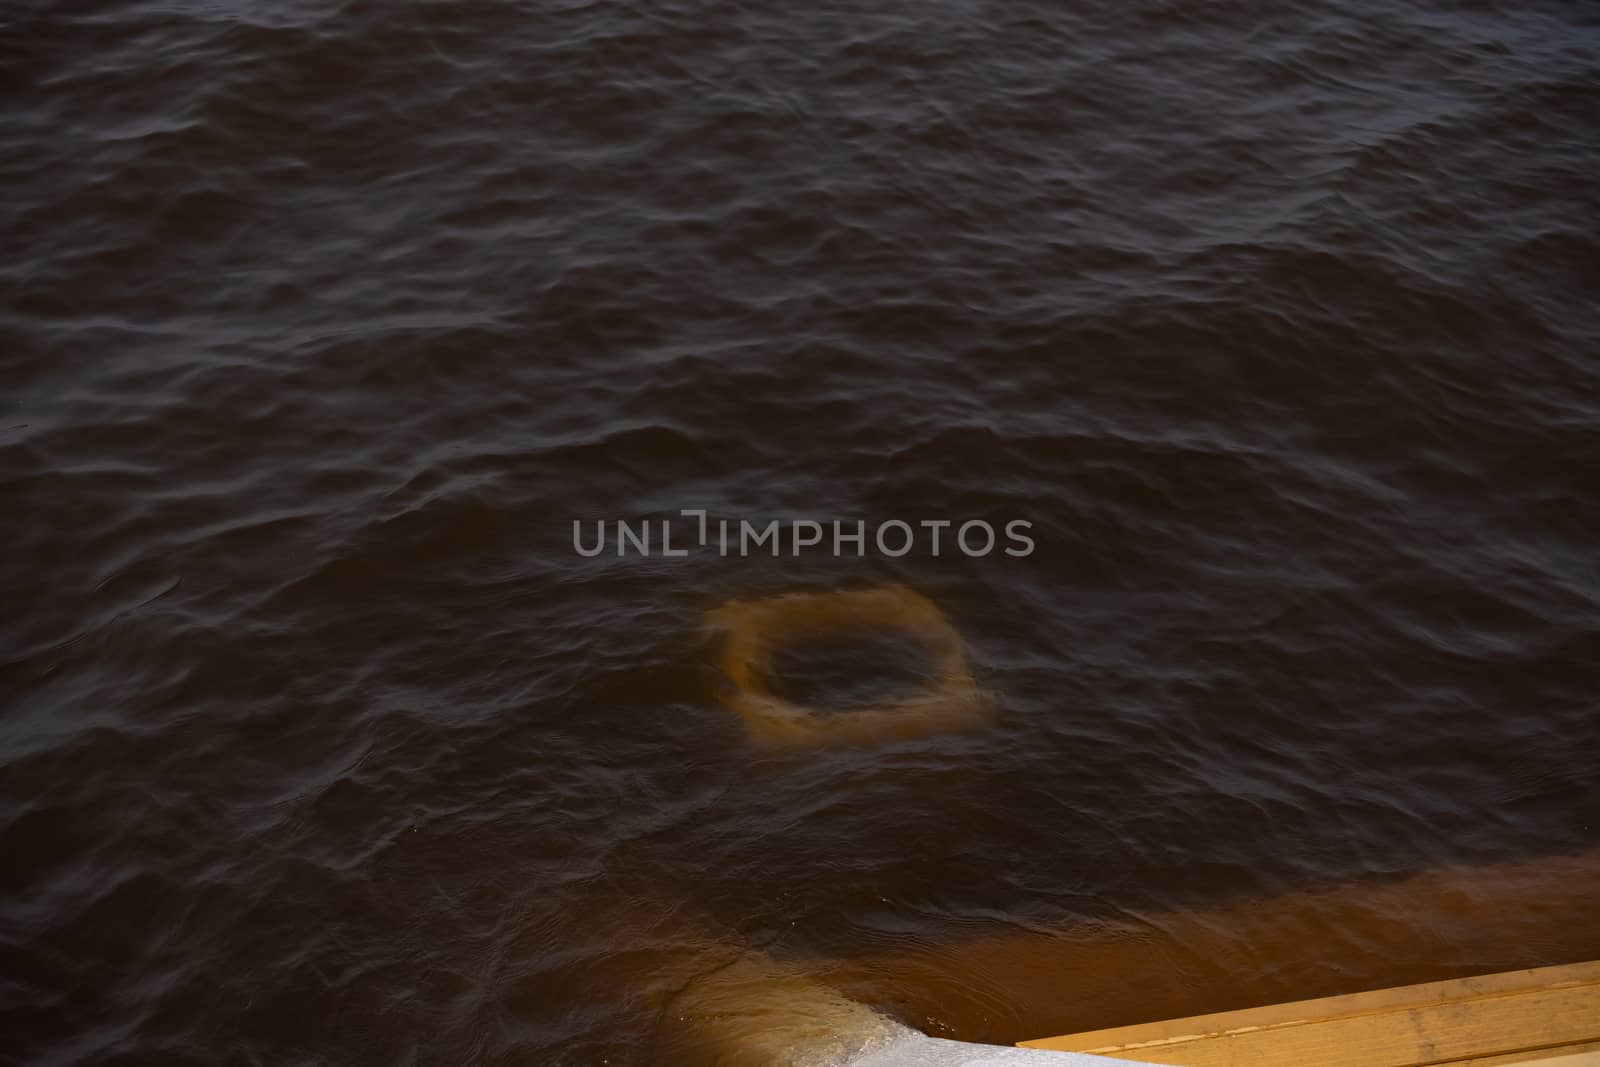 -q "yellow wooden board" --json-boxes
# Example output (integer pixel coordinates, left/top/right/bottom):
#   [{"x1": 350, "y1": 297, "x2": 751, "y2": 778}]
[{"x1": 1019, "y1": 960, "x2": 1600, "y2": 1067}]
